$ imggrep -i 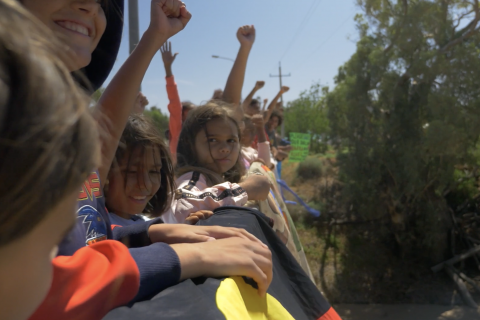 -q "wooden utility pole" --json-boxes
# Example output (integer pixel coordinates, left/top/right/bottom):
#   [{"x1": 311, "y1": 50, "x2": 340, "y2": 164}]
[{"x1": 270, "y1": 62, "x2": 291, "y2": 138}]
